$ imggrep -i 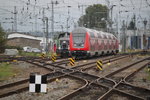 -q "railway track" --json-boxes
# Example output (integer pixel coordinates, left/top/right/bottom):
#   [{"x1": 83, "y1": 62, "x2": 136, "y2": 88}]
[
  {"x1": 71, "y1": 55, "x2": 129, "y2": 70},
  {"x1": 0, "y1": 52, "x2": 150, "y2": 99},
  {"x1": 59, "y1": 57, "x2": 150, "y2": 100},
  {"x1": 98, "y1": 57, "x2": 150, "y2": 100},
  {"x1": 0, "y1": 71, "x2": 65, "y2": 98}
]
